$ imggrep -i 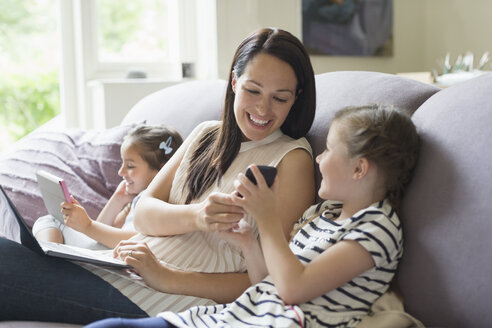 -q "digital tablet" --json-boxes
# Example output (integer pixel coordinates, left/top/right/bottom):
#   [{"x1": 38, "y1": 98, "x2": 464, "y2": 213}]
[{"x1": 36, "y1": 170, "x2": 71, "y2": 224}]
